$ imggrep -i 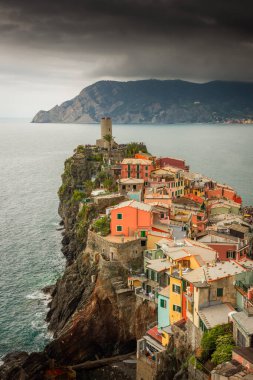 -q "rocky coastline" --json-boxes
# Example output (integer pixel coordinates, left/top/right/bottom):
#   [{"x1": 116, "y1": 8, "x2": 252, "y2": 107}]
[{"x1": 0, "y1": 144, "x2": 159, "y2": 379}]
